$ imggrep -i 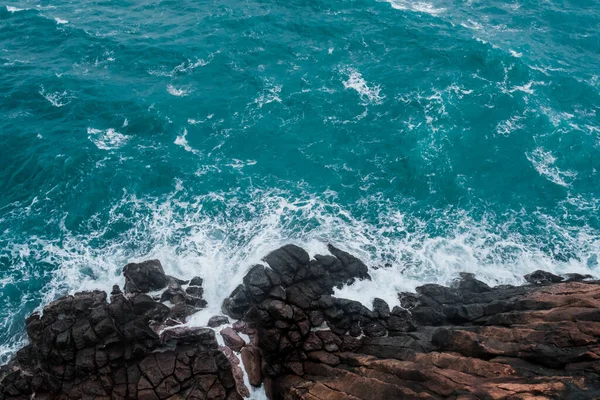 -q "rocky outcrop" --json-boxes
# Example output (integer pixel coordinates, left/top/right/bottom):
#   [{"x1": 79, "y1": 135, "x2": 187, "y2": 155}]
[
  {"x1": 265, "y1": 277, "x2": 600, "y2": 399},
  {"x1": 220, "y1": 249, "x2": 600, "y2": 400},
  {"x1": 1, "y1": 245, "x2": 599, "y2": 400},
  {"x1": 0, "y1": 263, "x2": 243, "y2": 400}
]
